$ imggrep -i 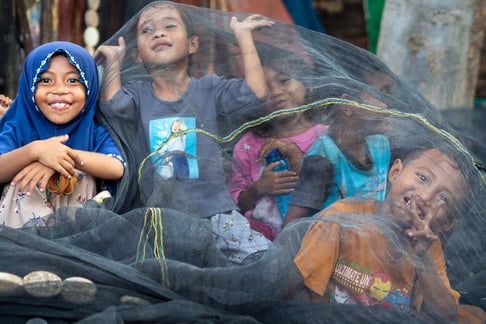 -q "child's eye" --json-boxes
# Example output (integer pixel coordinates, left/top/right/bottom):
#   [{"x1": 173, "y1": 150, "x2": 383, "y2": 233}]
[
  {"x1": 141, "y1": 27, "x2": 153, "y2": 34},
  {"x1": 438, "y1": 194, "x2": 449, "y2": 205},
  {"x1": 165, "y1": 24, "x2": 177, "y2": 29},
  {"x1": 279, "y1": 78, "x2": 291, "y2": 85},
  {"x1": 416, "y1": 173, "x2": 427, "y2": 183},
  {"x1": 38, "y1": 78, "x2": 51, "y2": 84},
  {"x1": 67, "y1": 78, "x2": 81, "y2": 84}
]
